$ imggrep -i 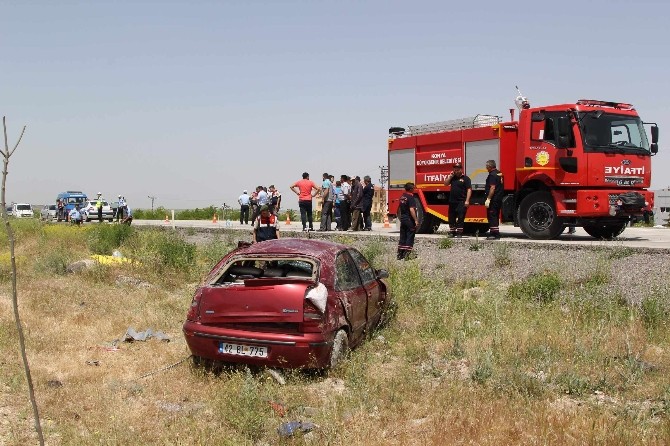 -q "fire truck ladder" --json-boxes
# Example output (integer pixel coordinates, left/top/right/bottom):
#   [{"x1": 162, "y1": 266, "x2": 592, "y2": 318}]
[{"x1": 406, "y1": 114, "x2": 502, "y2": 136}]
